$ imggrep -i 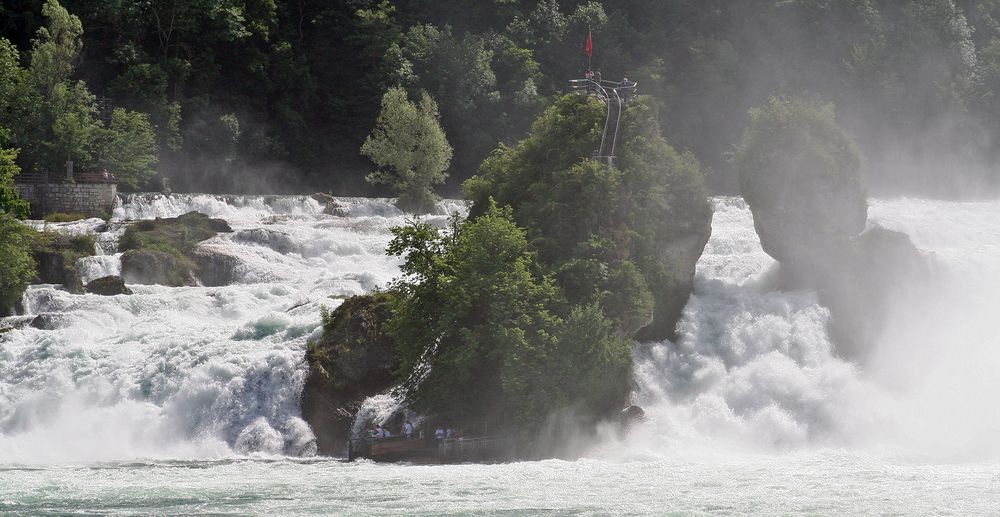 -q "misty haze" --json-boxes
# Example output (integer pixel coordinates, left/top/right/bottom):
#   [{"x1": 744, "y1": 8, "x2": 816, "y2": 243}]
[{"x1": 2, "y1": 1, "x2": 1000, "y2": 515}]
